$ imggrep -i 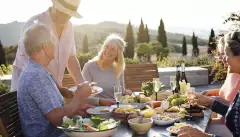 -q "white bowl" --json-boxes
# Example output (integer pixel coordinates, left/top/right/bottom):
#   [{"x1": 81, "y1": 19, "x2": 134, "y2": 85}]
[
  {"x1": 128, "y1": 117, "x2": 153, "y2": 134},
  {"x1": 152, "y1": 115, "x2": 176, "y2": 126},
  {"x1": 63, "y1": 127, "x2": 118, "y2": 137}
]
